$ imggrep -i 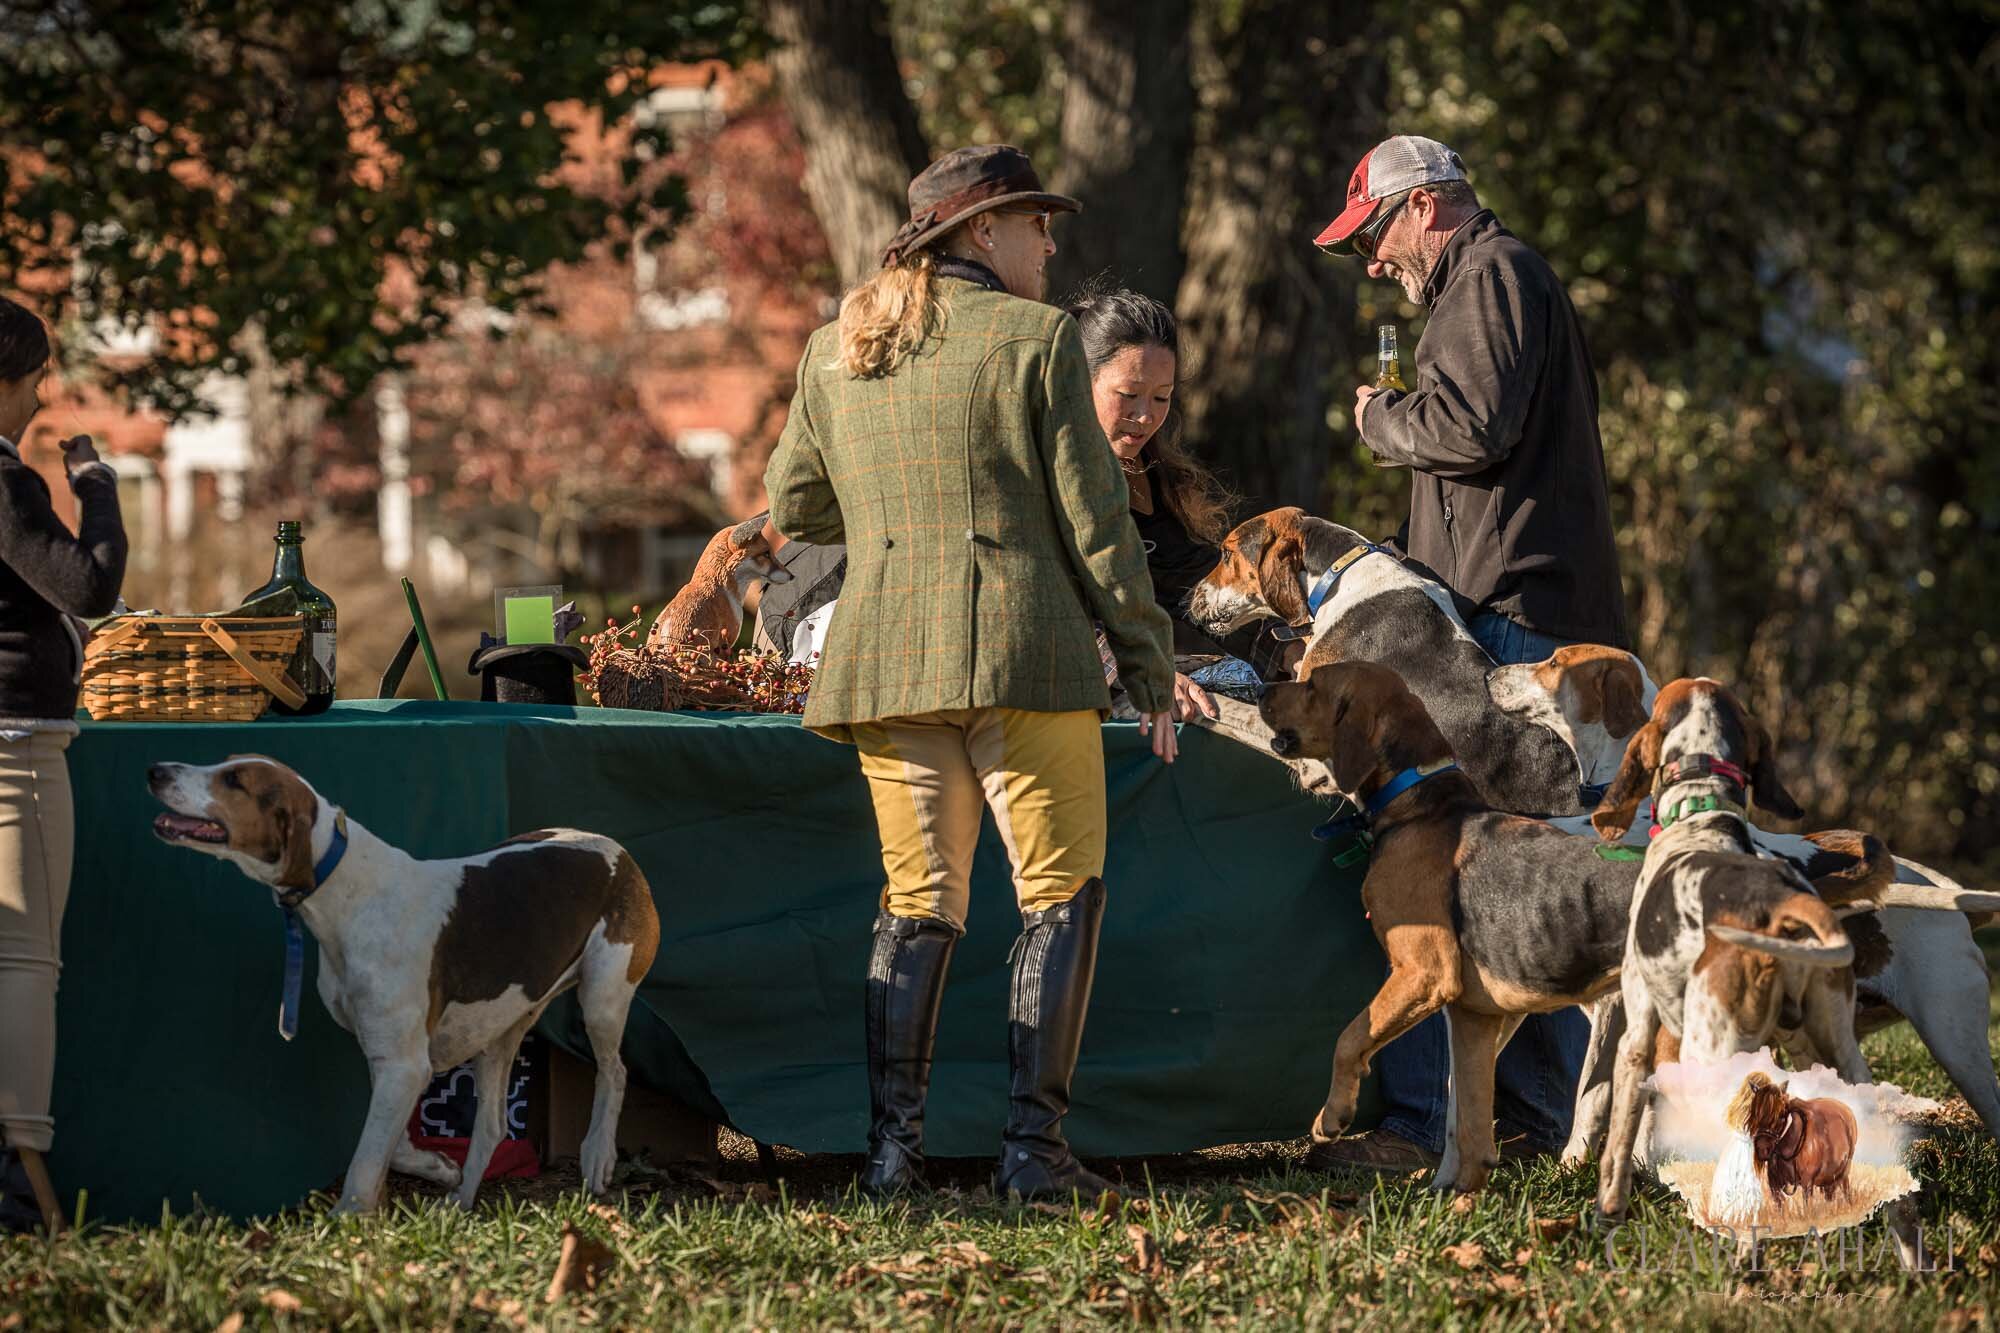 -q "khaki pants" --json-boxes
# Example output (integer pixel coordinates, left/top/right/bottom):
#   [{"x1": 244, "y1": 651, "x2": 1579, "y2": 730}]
[
  {"x1": 851, "y1": 708, "x2": 1105, "y2": 931},
  {"x1": 0, "y1": 732, "x2": 74, "y2": 1153}
]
